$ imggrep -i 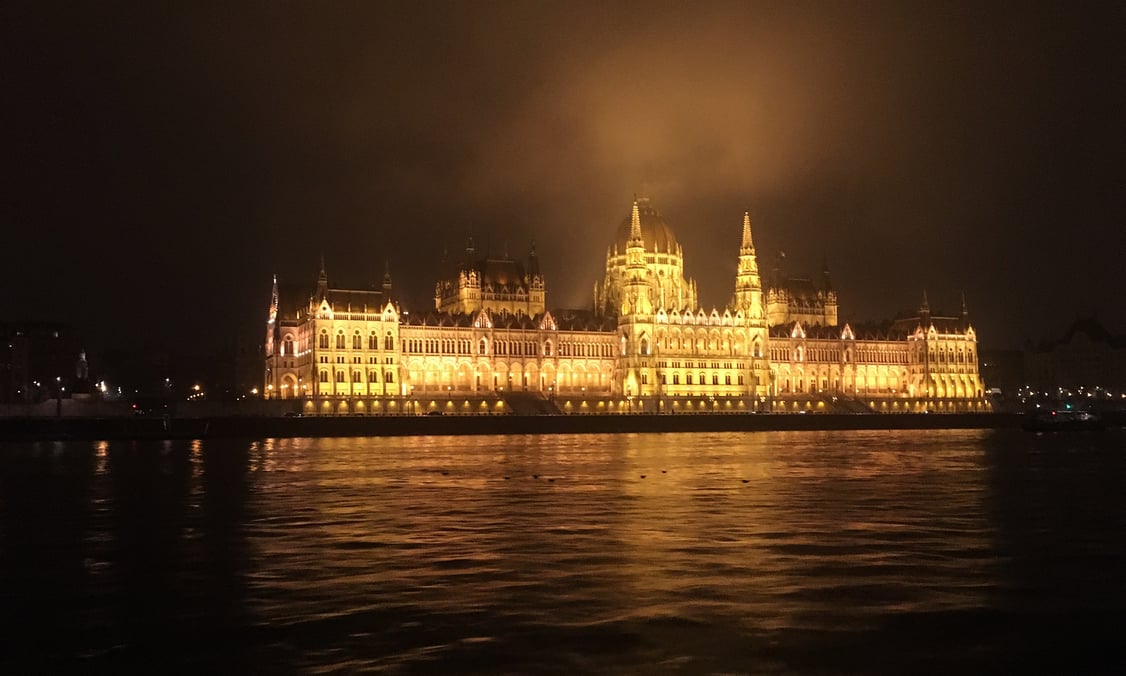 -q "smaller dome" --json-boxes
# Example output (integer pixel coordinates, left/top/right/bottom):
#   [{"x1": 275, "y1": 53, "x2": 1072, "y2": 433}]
[{"x1": 612, "y1": 197, "x2": 679, "y2": 254}]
